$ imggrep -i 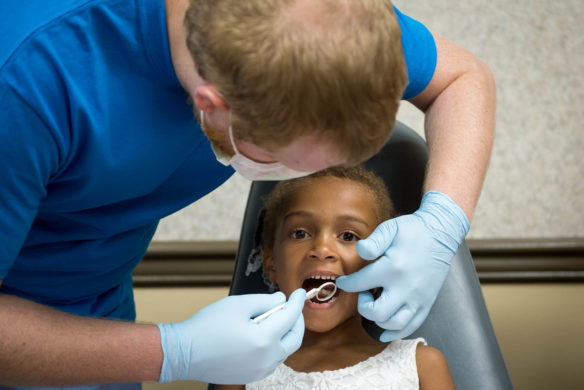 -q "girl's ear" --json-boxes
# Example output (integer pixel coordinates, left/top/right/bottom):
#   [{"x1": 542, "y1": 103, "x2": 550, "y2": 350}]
[{"x1": 262, "y1": 247, "x2": 278, "y2": 286}]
